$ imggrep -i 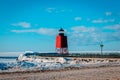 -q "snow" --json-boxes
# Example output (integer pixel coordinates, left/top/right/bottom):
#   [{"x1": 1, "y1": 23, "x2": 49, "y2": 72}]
[
  {"x1": 0, "y1": 57, "x2": 77, "y2": 71},
  {"x1": 0, "y1": 57, "x2": 120, "y2": 72}
]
